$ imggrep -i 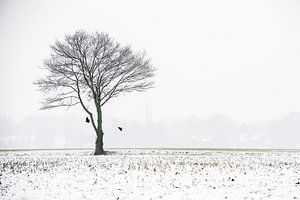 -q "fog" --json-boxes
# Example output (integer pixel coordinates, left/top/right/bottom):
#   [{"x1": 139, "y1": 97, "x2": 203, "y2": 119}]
[
  {"x1": 1, "y1": 112, "x2": 300, "y2": 148},
  {"x1": 1, "y1": 0, "x2": 300, "y2": 148}
]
